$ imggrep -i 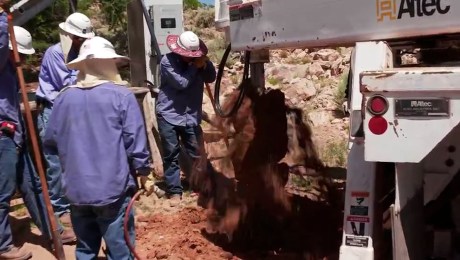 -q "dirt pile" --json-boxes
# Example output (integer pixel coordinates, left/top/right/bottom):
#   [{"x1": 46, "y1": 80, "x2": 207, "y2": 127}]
[{"x1": 193, "y1": 87, "x2": 343, "y2": 258}]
